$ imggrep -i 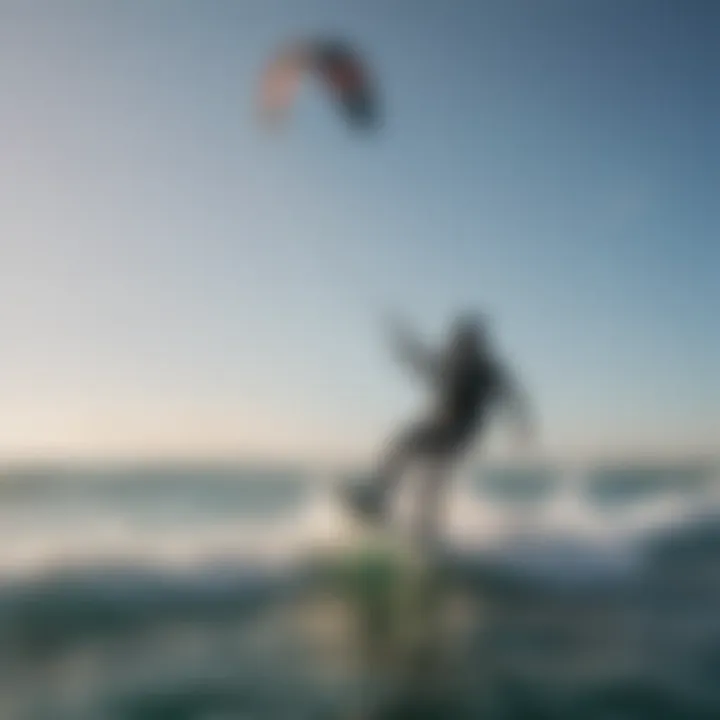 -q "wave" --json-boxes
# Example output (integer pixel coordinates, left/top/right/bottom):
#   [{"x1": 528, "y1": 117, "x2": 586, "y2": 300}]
[
  {"x1": 1, "y1": 477, "x2": 718, "y2": 655},
  {"x1": 0, "y1": 559, "x2": 307, "y2": 659},
  {"x1": 1, "y1": 463, "x2": 719, "y2": 719}
]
